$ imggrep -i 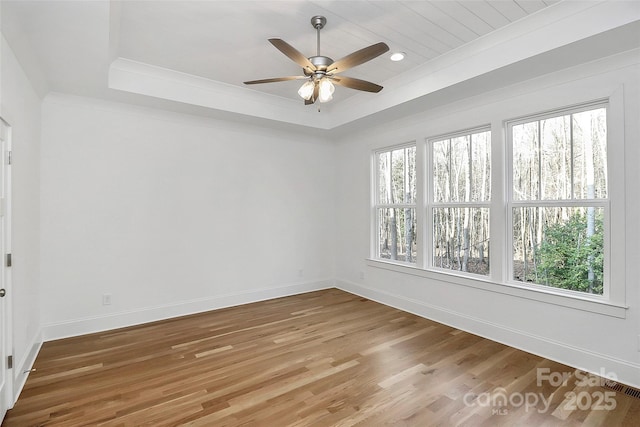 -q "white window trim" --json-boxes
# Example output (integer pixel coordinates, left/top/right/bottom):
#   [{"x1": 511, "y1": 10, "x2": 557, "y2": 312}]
[
  {"x1": 365, "y1": 258, "x2": 626, "y2": 318},
  {"x1": 371, "y1": 142, "x2": 418, "y2": 266},
  {"x1": 368, "y1": 87, "x2": 626, "y2": 319},
  {"x1": 505, "y1": 100, "x2": 611, "y2": 300},
  {"x1": 426, "y1": 126, "x2": 492, "y2": 277}
]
